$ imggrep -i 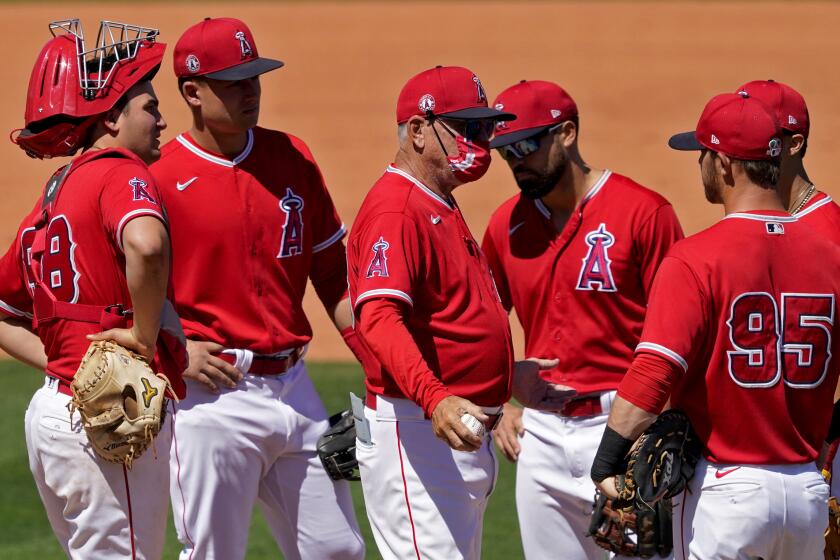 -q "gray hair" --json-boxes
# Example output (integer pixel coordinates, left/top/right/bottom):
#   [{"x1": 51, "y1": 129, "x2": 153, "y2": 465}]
[{"x1": 397, "y1": 123, "x2": 408, "y2": 144}]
